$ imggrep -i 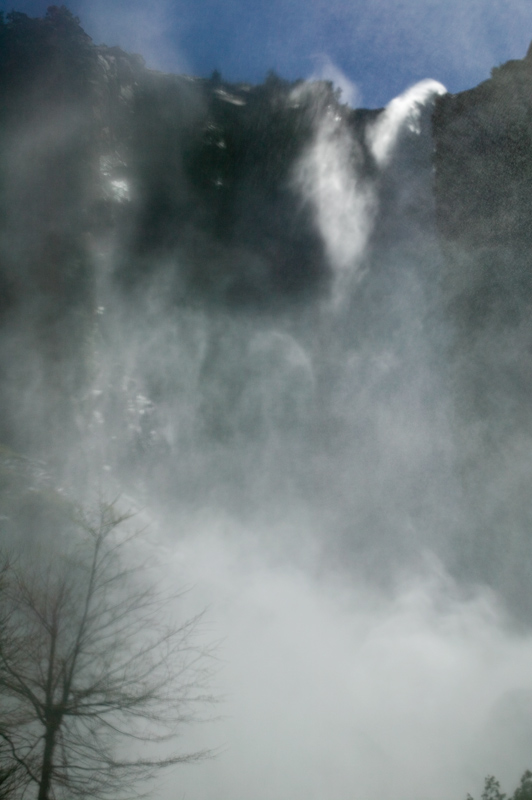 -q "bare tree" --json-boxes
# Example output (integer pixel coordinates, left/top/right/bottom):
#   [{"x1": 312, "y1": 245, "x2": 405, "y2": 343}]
[
  {"x1": 0, "y1": 742, "x2": 21, "y2": 800},
  {"x1": 0, "y1": 560, "x2": 21, "y2": 799},
  {"x1": 0, "y1": 500, "x2": 214, "y2": 800}
]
